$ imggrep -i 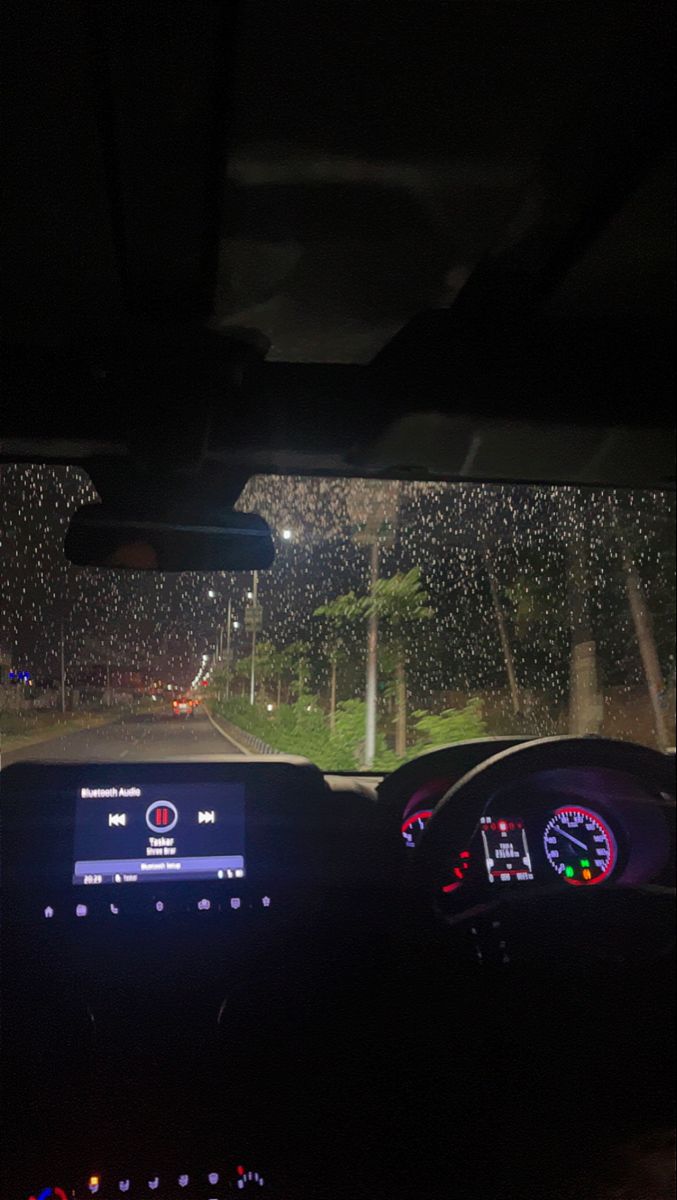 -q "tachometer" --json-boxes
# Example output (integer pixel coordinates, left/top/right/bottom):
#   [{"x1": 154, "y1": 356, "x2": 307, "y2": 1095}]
[
  {"x1": 543, "y1": 807, "x2": 617, "y2": 885},
  {"x1": 401, "y1": 809, "x2": 433, "y2": 849},
  {"x1": 399, "y1": 777, "x2": 451, "y2": 849}
]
